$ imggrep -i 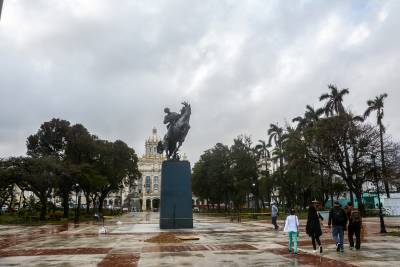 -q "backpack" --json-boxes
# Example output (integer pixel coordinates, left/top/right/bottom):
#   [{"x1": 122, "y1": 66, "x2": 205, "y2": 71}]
[
  {"x1": 332, "y1": 208, "x2": 345, "y2": 225},
  {"x1": 350, "y1": 210, "x2": 362, "y2": 223}
]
